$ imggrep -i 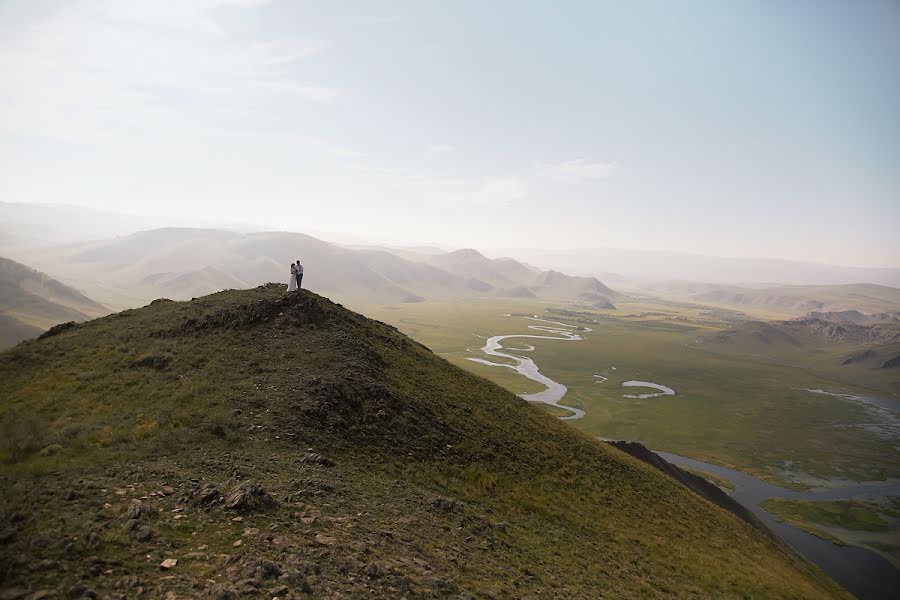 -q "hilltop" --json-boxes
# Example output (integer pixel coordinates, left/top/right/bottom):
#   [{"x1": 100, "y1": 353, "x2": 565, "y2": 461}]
[{"x1": 0, "y1": 286, "x2": 847, "y2": 598}]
